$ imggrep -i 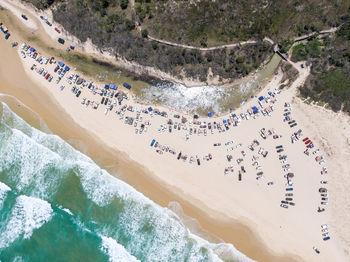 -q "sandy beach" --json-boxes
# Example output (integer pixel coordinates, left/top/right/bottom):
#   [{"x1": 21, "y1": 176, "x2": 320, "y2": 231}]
[{"x1": 1, "y1": 2, "x2": 350, "y2": 262}]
